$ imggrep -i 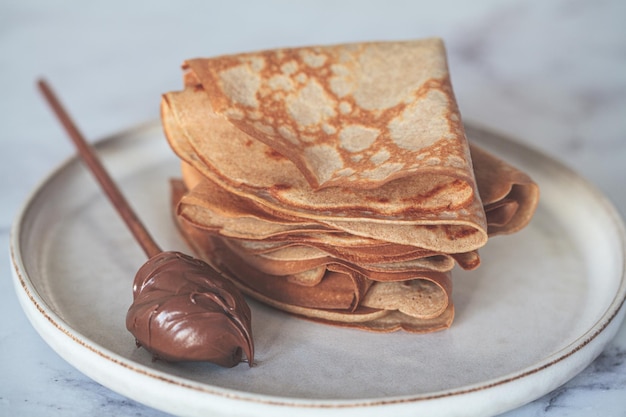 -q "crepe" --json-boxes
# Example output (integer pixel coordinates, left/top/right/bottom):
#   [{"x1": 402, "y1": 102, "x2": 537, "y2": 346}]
[
  {"x1": 173, "y1": 179, "x2": 455, "y2": 333},
  {"x1": 183, "y1": 38, "x2": 471, "y2": 190},
  {"x1": 176, "y1": 165, "x2": 478, "y2": 272},
  {"x1": 161, "y1": 39, "x2": 539, "y2": 333},
  {"x1": 469, "y1": 142, "x2": 540, "y2": 235},
  {"x1": 162, "y1": 86, "x2": 488, "y2": 254}
]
